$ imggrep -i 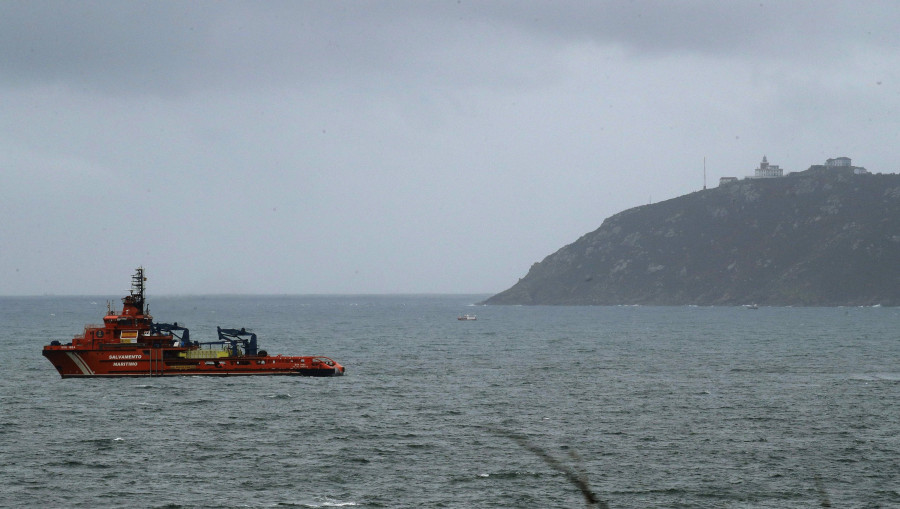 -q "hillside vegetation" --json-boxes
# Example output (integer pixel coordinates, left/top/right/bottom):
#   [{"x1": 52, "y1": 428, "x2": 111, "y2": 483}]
[{"x1": 484, "y1": 167, "x2": 900, "y2": 306}]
